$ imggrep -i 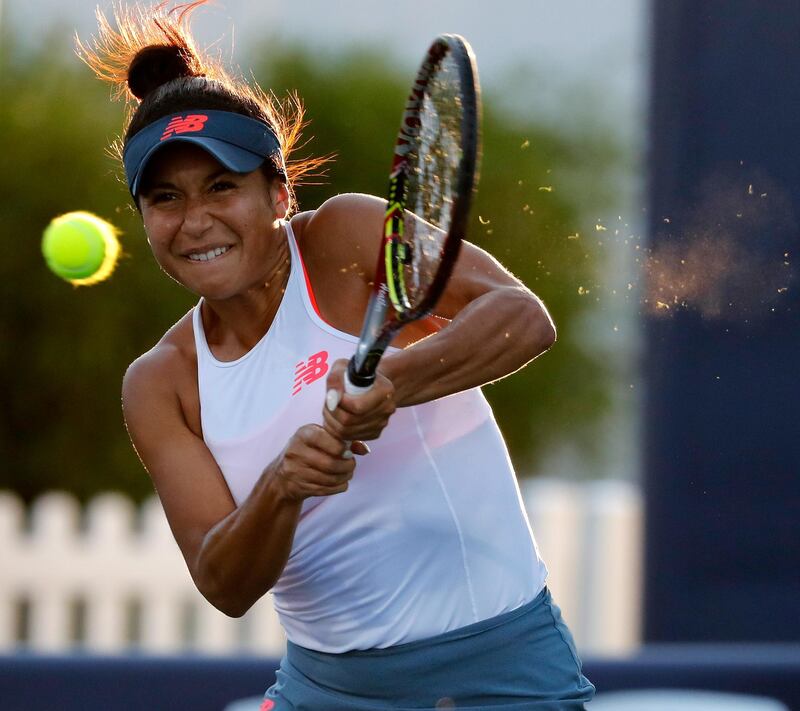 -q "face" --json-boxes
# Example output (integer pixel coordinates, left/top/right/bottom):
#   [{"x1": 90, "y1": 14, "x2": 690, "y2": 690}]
[{"x1": 138, "y1": 143, "x2": 290, "y2": 300}]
